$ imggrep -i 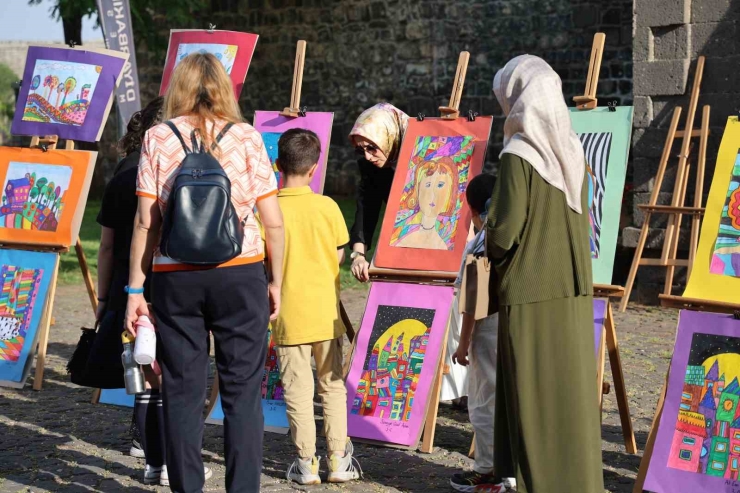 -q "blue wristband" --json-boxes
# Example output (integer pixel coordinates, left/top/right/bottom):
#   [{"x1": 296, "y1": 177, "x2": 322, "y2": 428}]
[{"x1": 124, "y1": 285, "x2": 145, "y2": 295}]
